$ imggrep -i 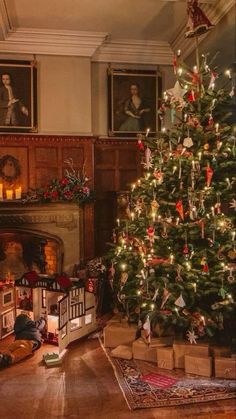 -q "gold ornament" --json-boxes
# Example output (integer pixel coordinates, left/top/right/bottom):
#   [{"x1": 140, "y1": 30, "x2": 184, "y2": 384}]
[{"x1": 228, "y1": 250, "x2": 236, "y2": 260}]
